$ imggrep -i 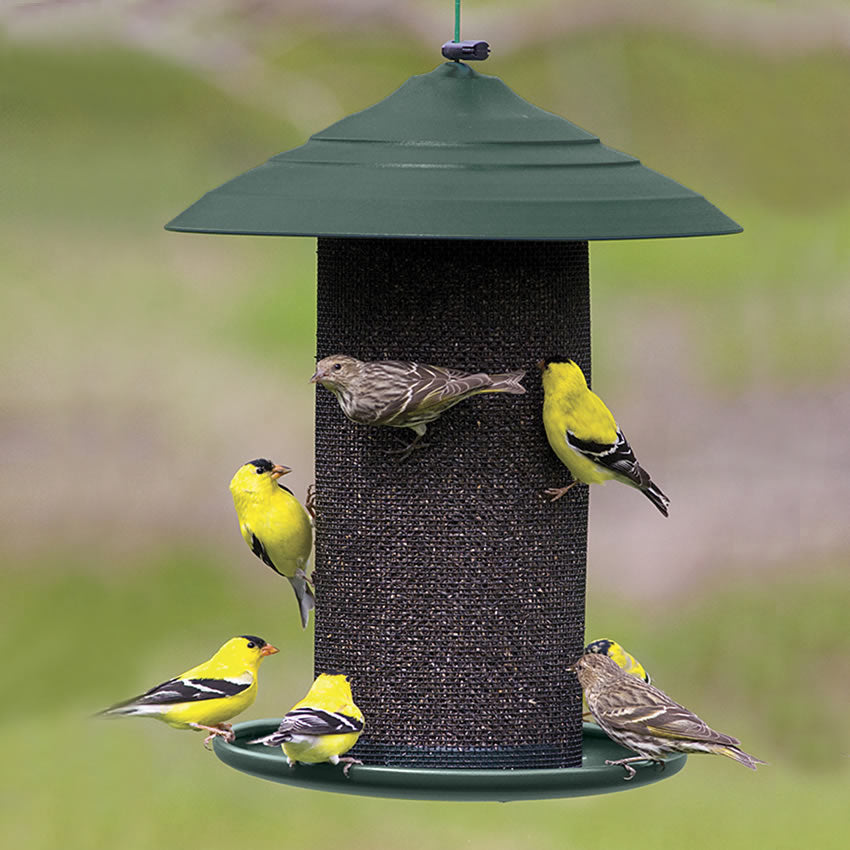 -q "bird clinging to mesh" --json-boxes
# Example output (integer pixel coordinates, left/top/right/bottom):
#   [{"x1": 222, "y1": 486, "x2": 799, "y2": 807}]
[
  {"x1": 311, "y1": 354, "x2": 526, "y2": 457},
  {"x1": 230, "y1": 459, "x2": 315, "y2": 628},
  {"x1": 539, "y1": 358, "x2": 669, "y2": 516}
]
